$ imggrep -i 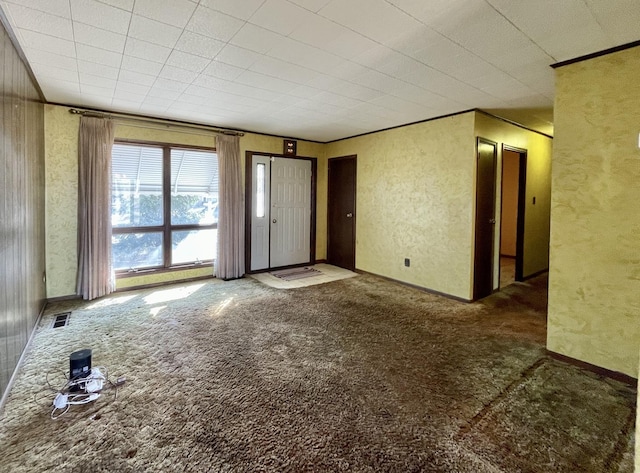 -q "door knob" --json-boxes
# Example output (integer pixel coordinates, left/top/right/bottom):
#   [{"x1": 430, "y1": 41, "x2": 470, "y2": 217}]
[
  {"x1": 346, "y1": 213, "x2": 353, "y2": 218},
  {"x1": 489, "y1": 218, "x2": 496, "y2": 224},
  {"x1": 272, "y1": 219, "x2": 277, "y2": 223}
]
